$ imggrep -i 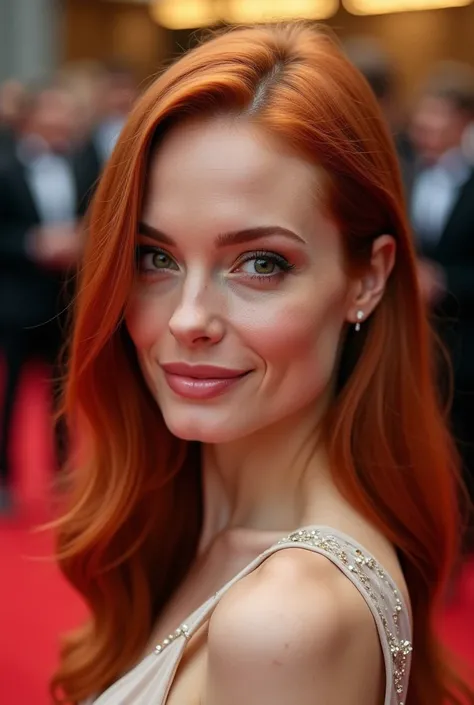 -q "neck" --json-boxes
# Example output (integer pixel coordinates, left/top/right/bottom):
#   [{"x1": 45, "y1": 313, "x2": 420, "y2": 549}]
[{"x1": 198, "y1": 405, "x2": 335, "y2": 551}]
